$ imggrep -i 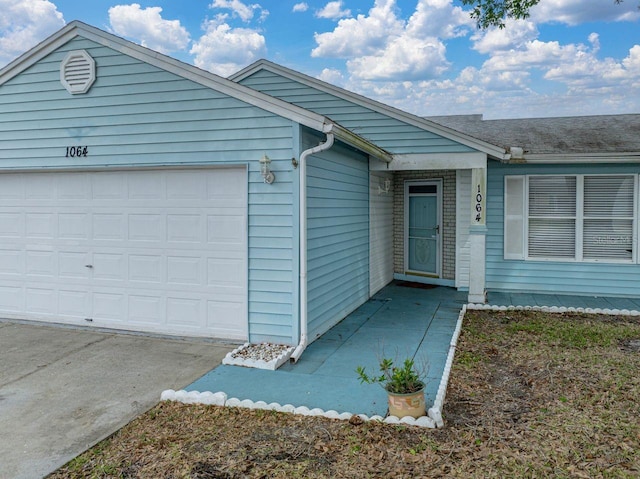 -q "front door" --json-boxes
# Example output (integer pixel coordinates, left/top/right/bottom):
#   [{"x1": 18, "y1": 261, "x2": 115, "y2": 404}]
[{"x1": 405, "y1": 181, "x2": 441, "y2": 277}]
